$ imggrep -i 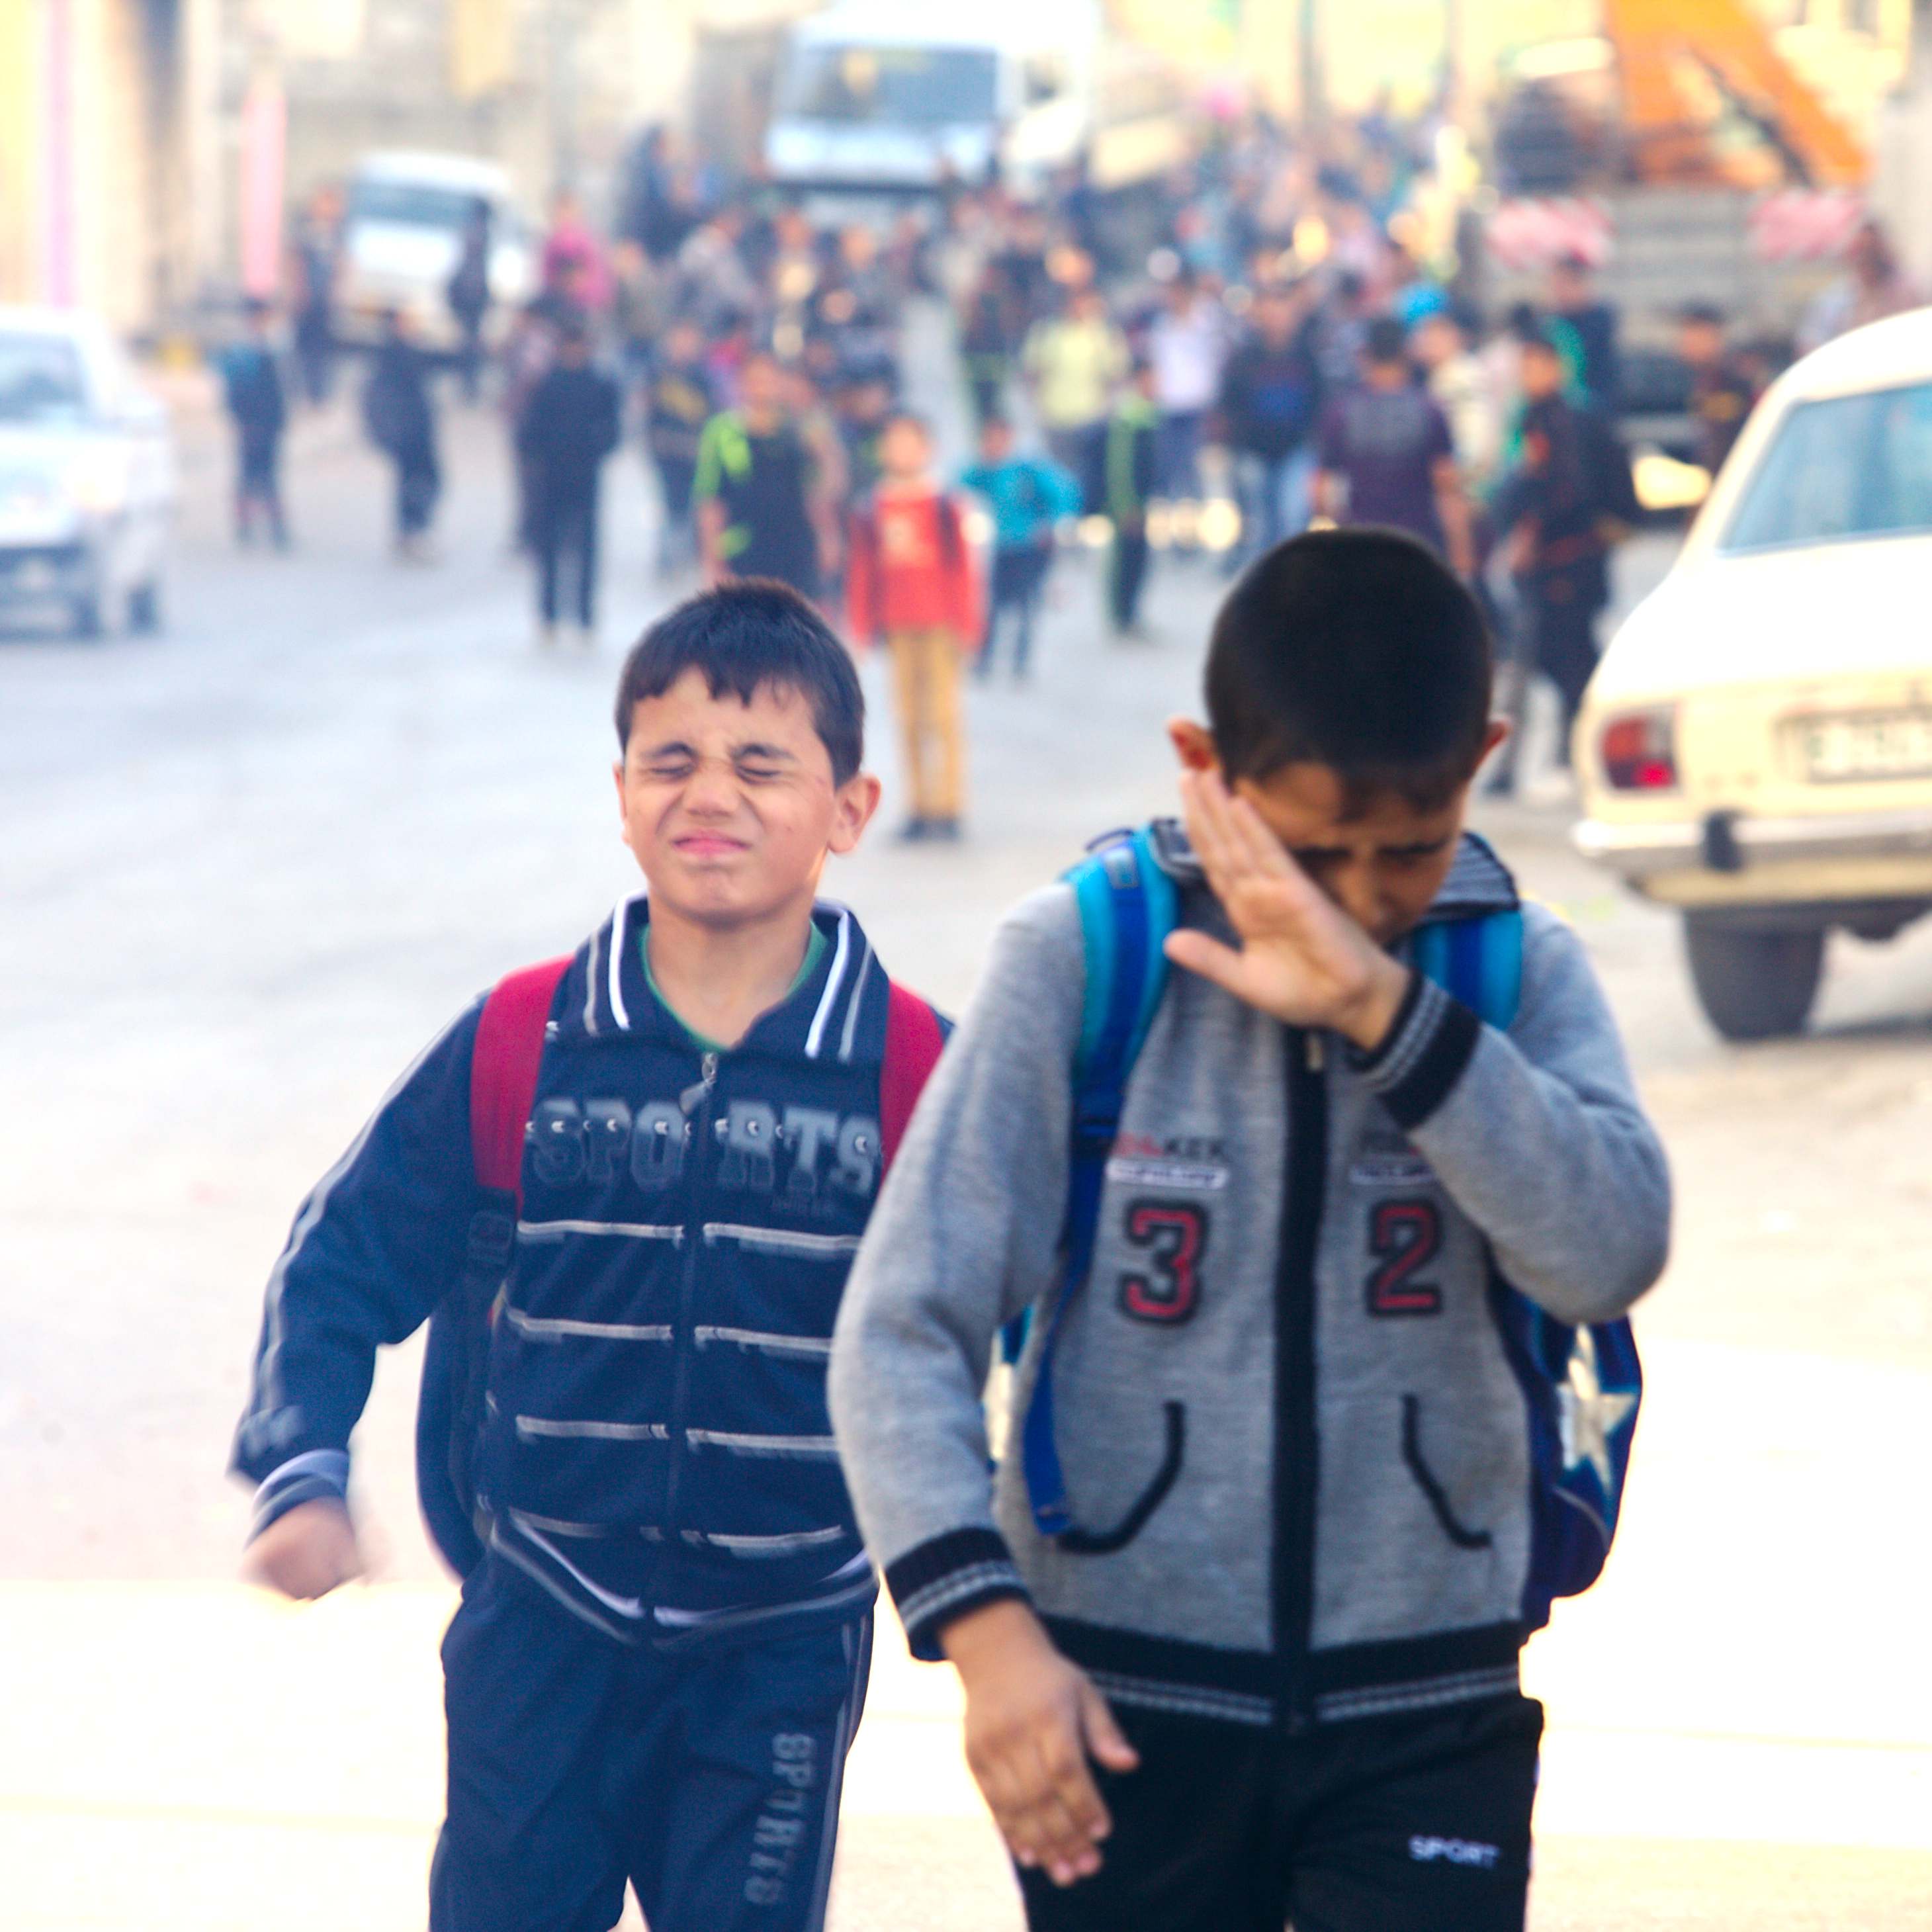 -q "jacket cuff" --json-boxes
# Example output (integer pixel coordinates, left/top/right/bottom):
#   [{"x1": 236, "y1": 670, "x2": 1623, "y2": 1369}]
[
  {"x1": 885, "y1": 1528, "x2": 1032, "y2": 1661},
  {"x1": 247, "y1": 1449, "x2": 351, "y2": 1544},
  {"x1": 1352, "y1": 972, "x2": 1482, "y2": 1131}
]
